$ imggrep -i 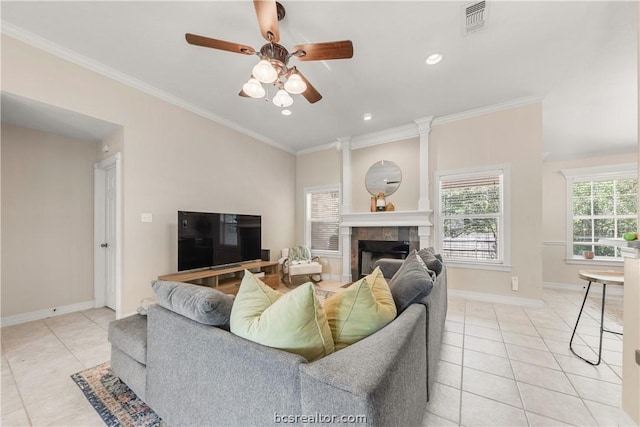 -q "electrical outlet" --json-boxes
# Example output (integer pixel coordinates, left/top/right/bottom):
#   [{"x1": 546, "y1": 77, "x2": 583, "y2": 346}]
[
  {"x1": 141, "y1": 213, "x2": 153, "y2": 223},
  {"x1": 511, "y1": 276, "x2": 519, "y2": 291}
]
